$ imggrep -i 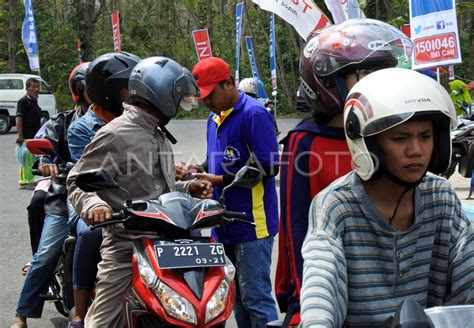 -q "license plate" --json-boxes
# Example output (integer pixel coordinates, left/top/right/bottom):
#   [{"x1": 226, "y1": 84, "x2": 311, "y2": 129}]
[{"x1": 154, "y1": 243, "x2": 227, "y2": 269}]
